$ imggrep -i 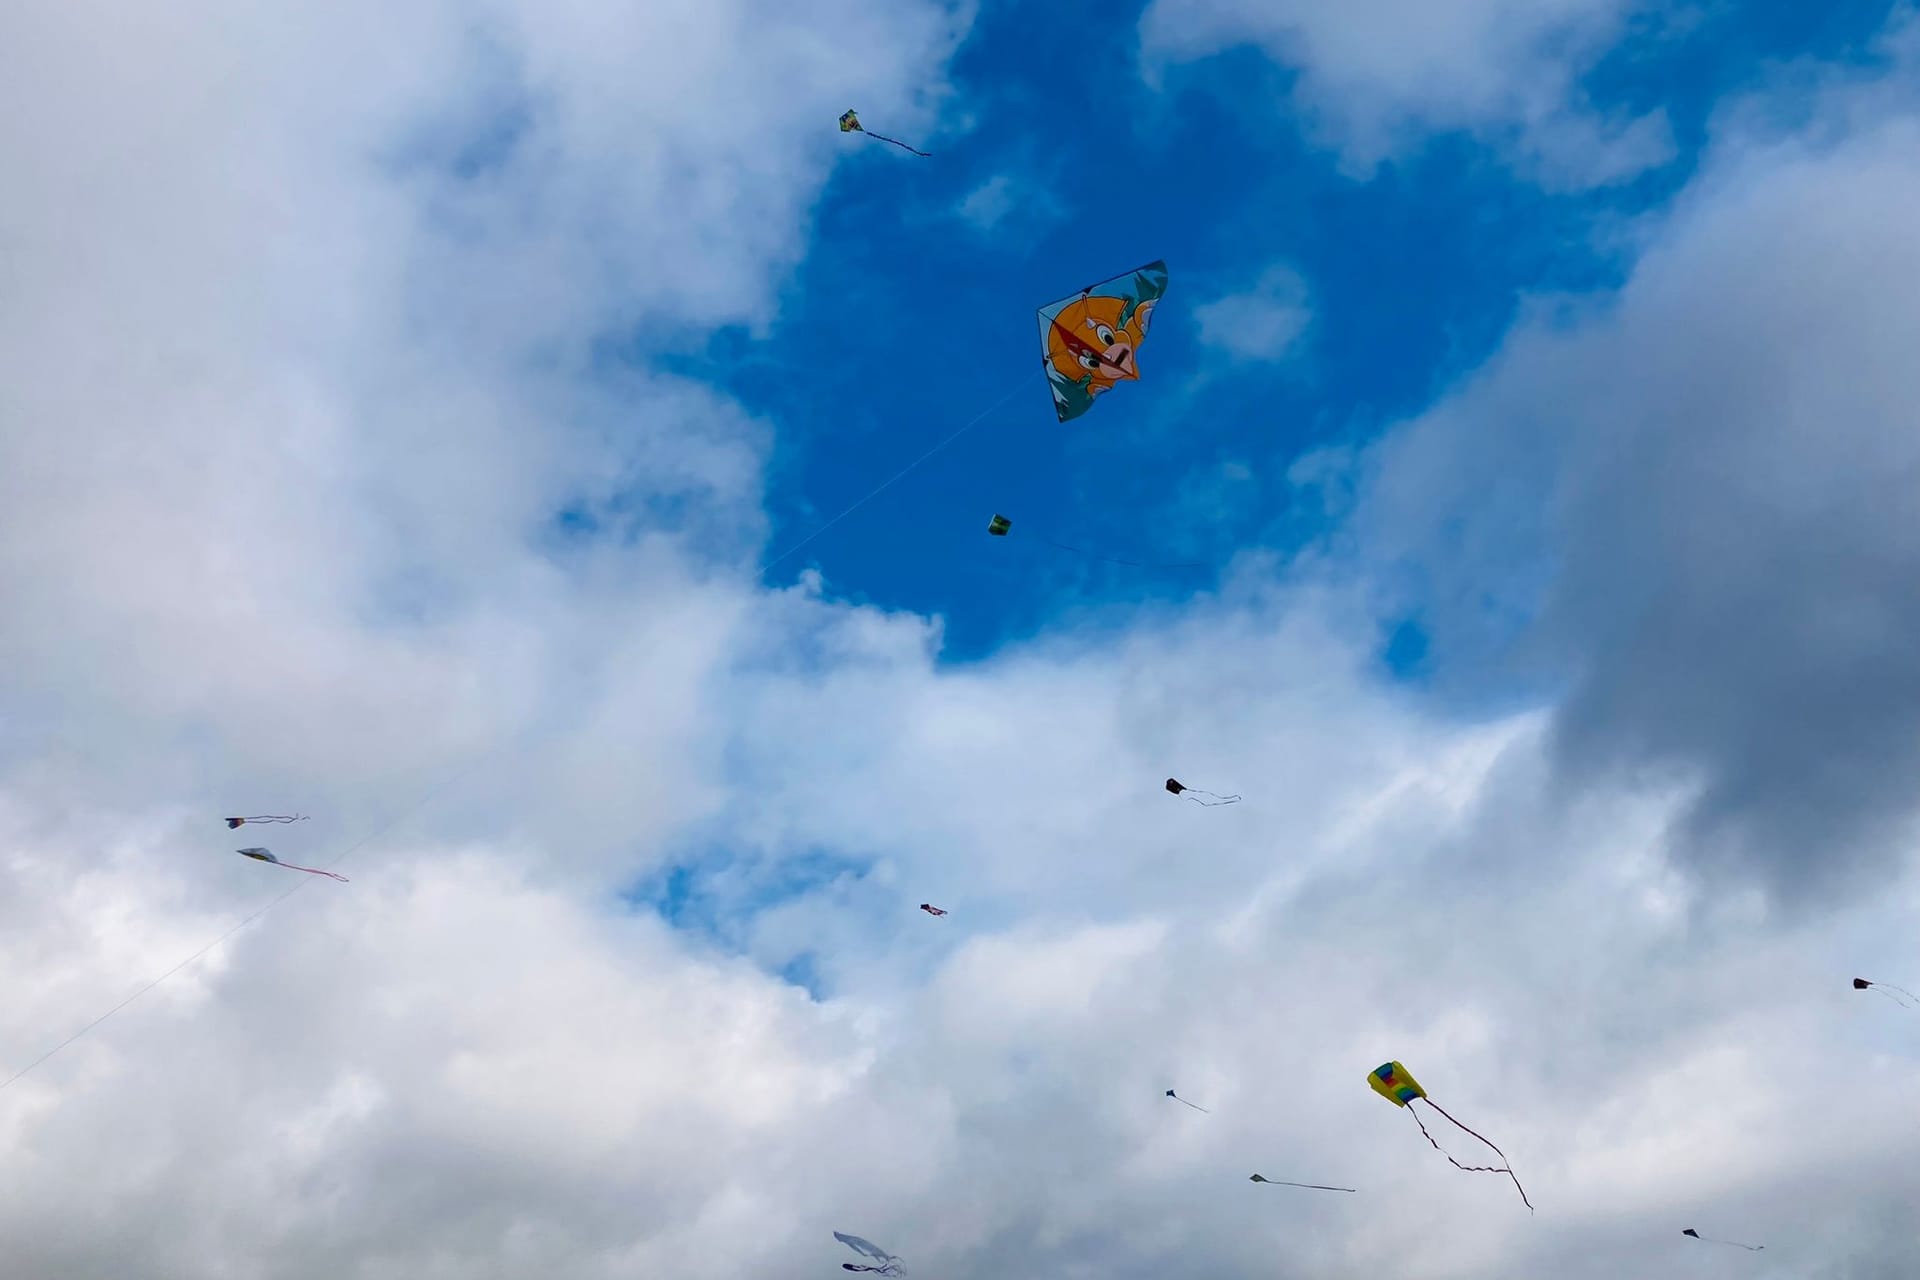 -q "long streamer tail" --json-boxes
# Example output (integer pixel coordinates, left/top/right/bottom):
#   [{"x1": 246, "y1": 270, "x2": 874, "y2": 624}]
[
  {"x1": 867, "y1": 132, "x2": 930, "y2": 157},
  {"x1": 1252, "y1": 1176, "x2": 1356, "y2": 1192},
  {"x1": 1182, "y1": 791, "x2": 1242, "y2": 807},
  {"x1": 1689, "y1": 1233, "x2": 1764, "y2": 1251},
  {"x1": 1172, "y1": 1096, "x2": 1209, "y2": 1112},
  {"x1": 1413, "y1": 1101, "x2": 1533, "y2": 1212},
  {"x1": 1881, "y1": 983, "x2": 1920, "y2": 1006},
  {"x1": 1042, "y1": 539, "x2": 1207, "y2": 571},
  {"x1": 278, "y1": 862, "x2": 349, "y2": 882}
]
